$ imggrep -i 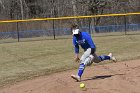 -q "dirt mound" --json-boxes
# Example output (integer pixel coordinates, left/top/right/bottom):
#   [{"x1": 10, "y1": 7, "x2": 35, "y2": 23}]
[{"x1": 0, "y1": 60, "x2": 140, "y2": 93}]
